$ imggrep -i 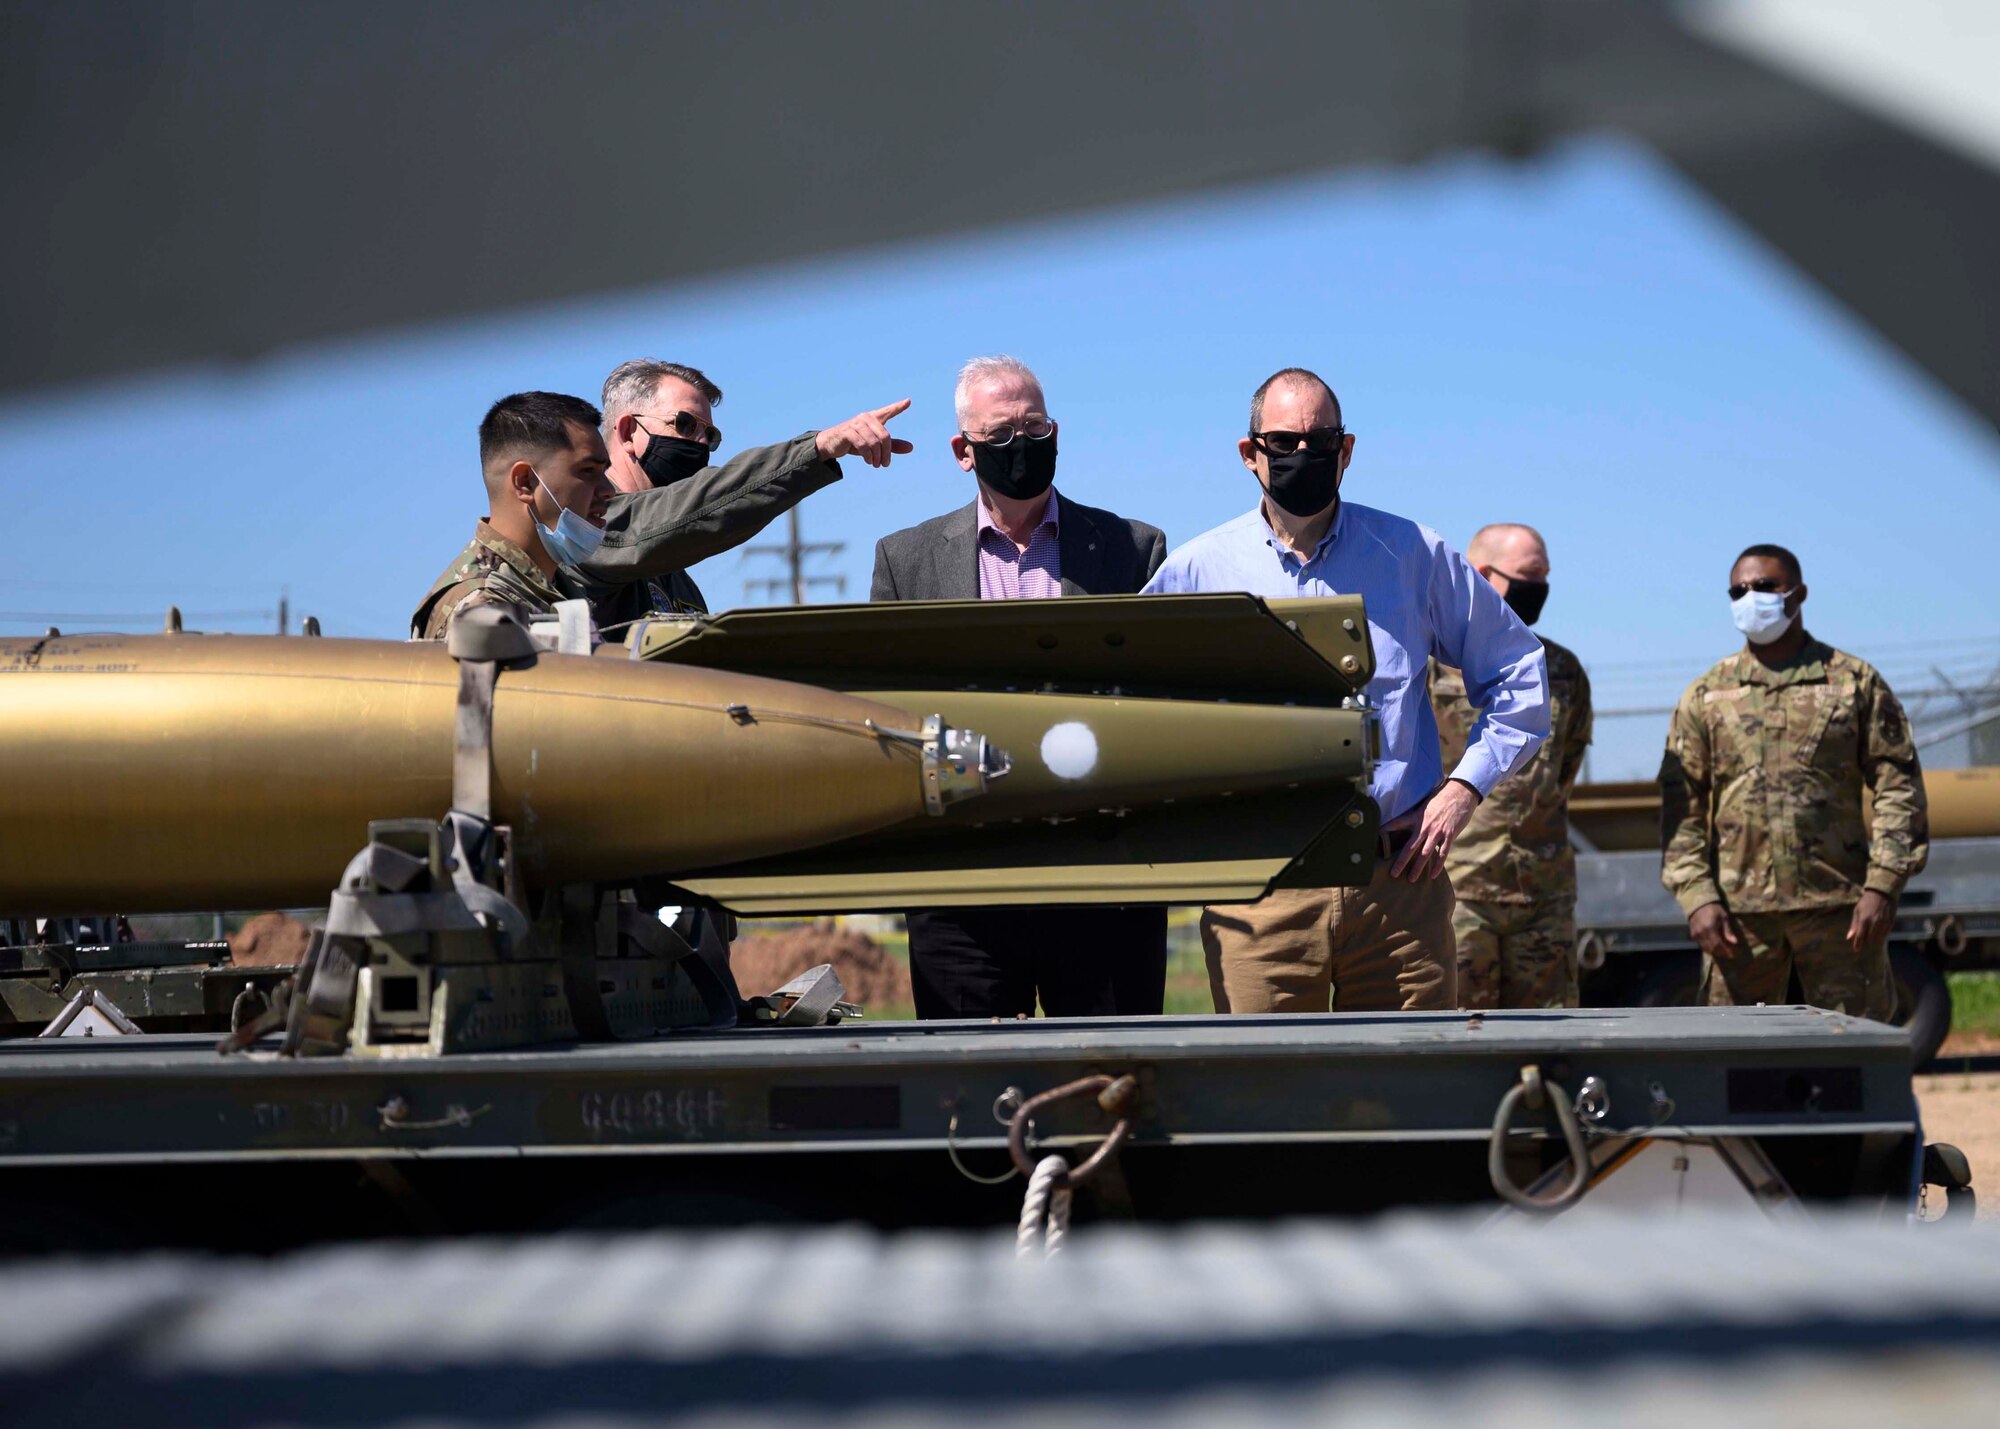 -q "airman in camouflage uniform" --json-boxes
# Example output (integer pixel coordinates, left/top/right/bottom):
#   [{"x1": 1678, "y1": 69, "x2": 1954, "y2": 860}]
[
  {"x1": 412, "y1": 521, "x2": 565, "y2": 640},
  {"x1": 1431, "y1": 523, "x2": 1592, "y2": 1008},
  {"x1": 409, "y1": 391, "x2": 613, "y2": 641},
  {"x1": 1434, "y1": 639, "x2": 1592, "y2": 1007},
  {"x1": 1660, "y1": 544, "x2": 1927, "y2": 1021}
]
